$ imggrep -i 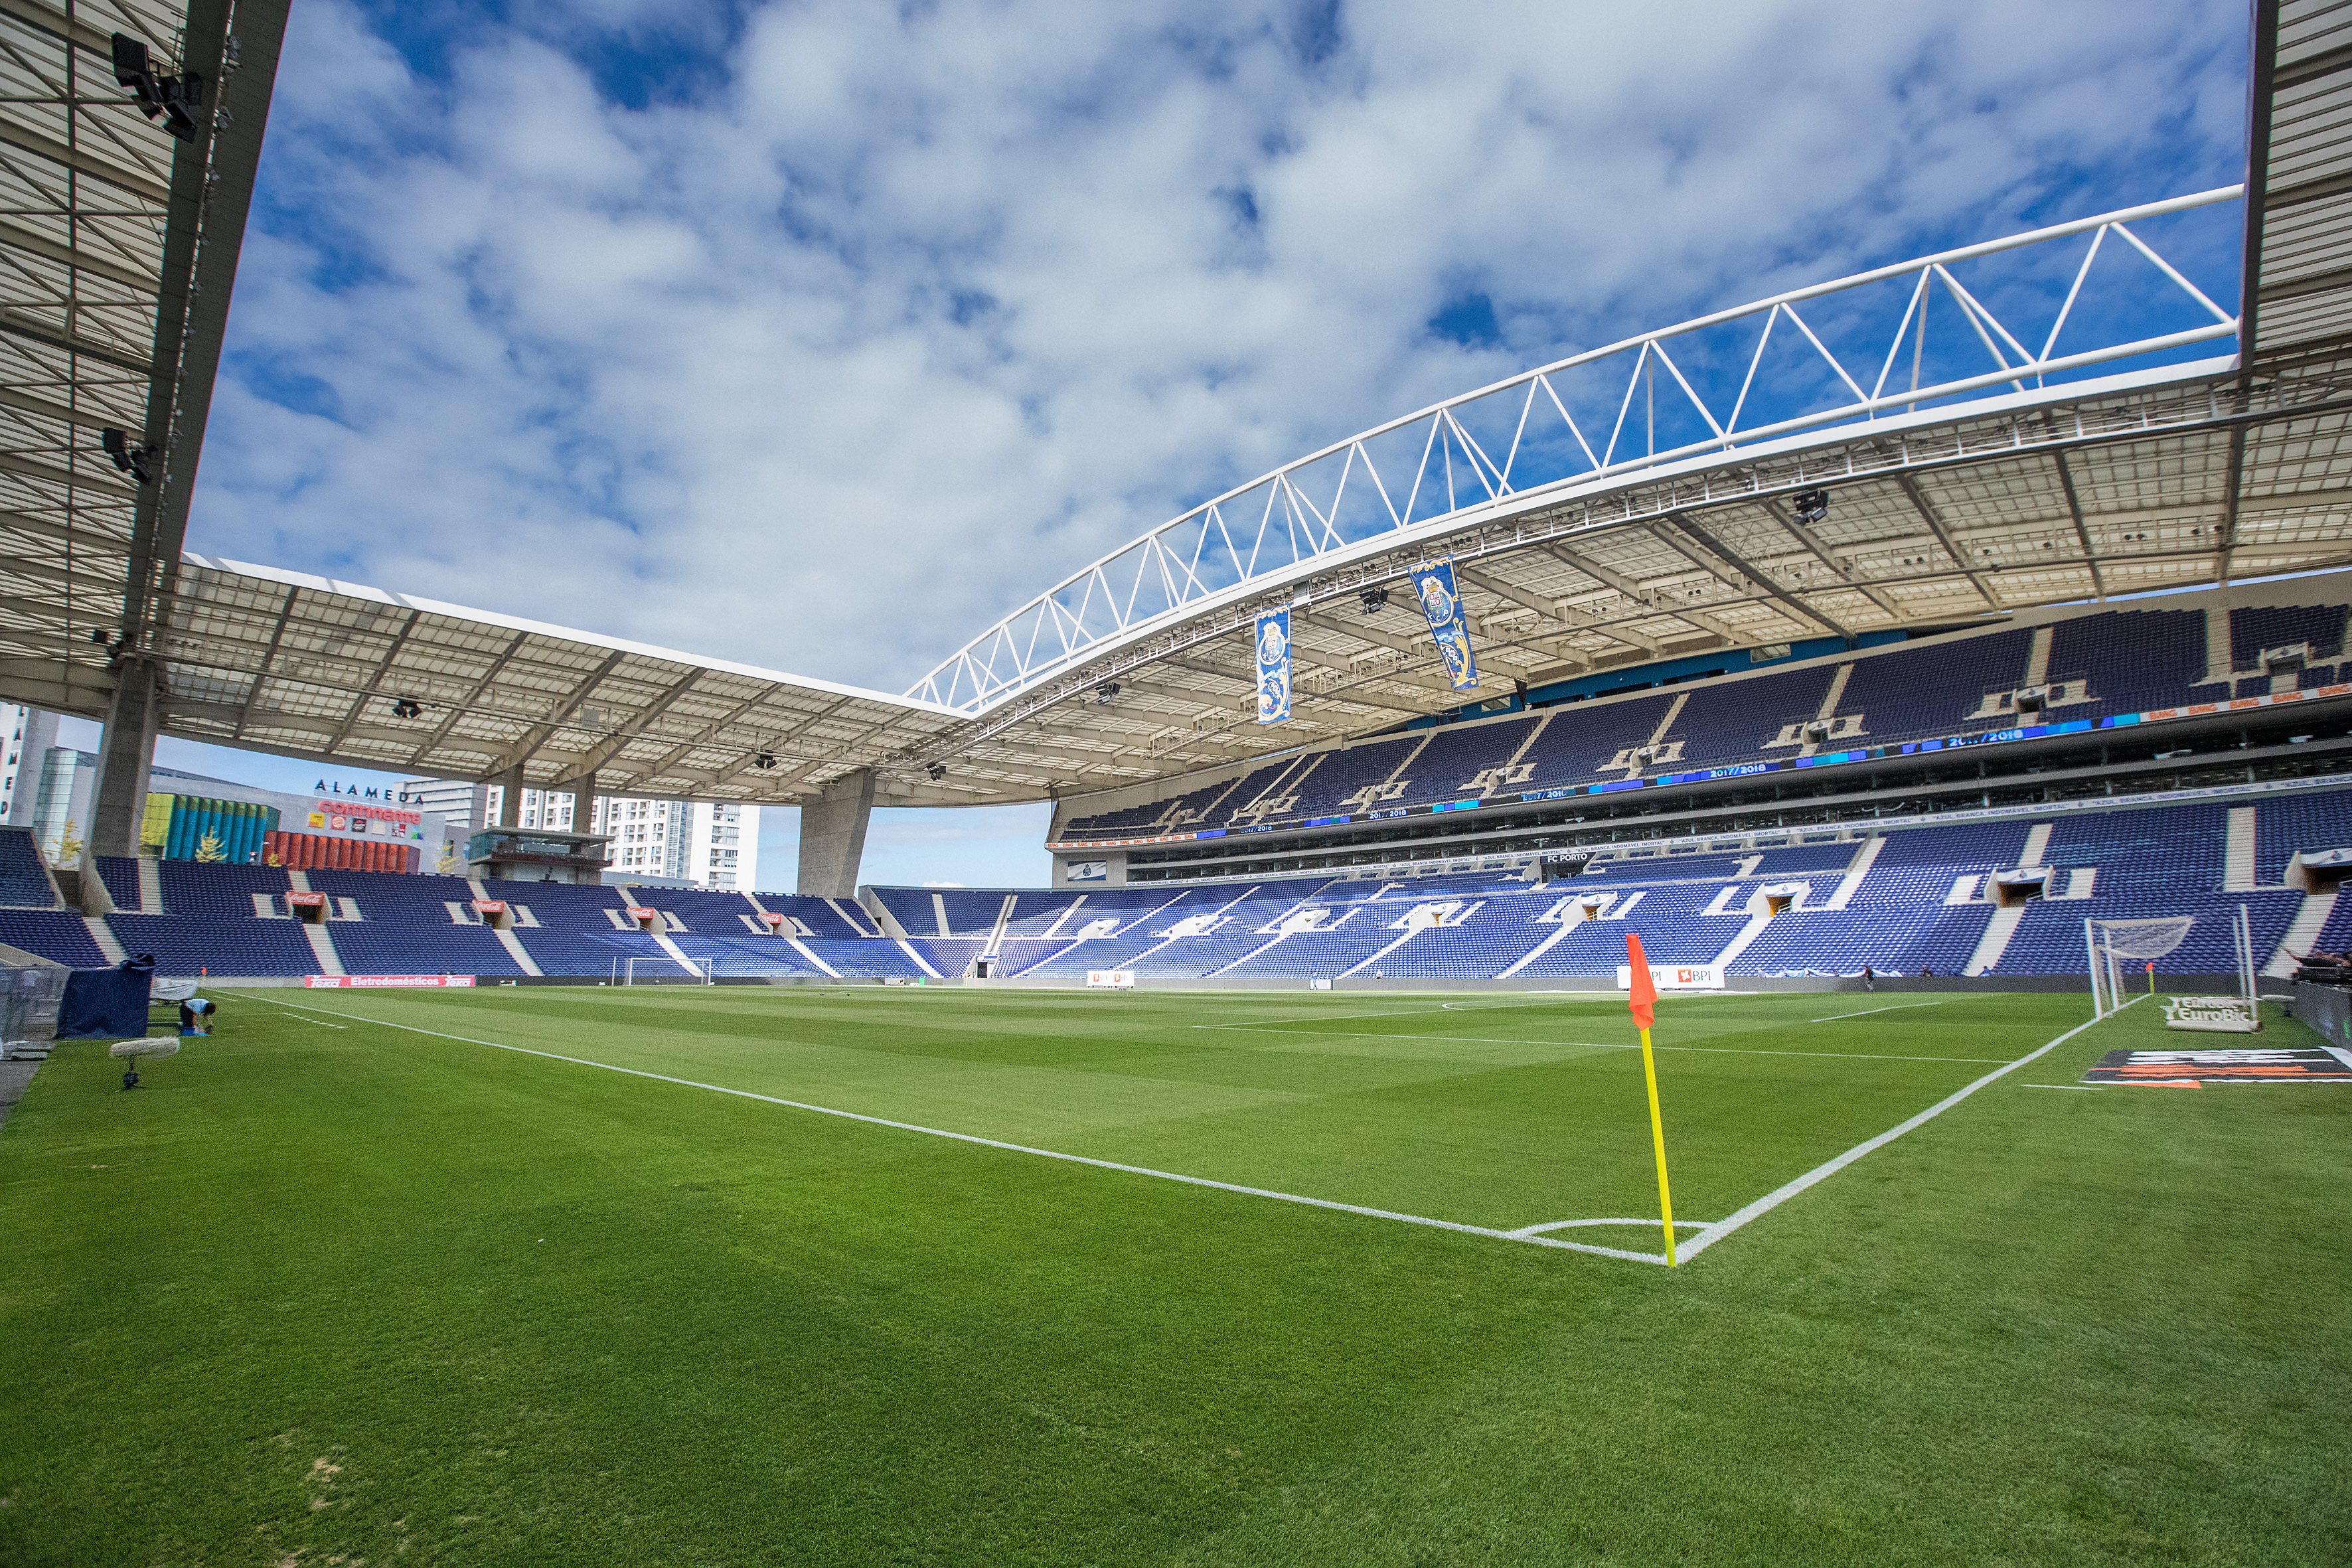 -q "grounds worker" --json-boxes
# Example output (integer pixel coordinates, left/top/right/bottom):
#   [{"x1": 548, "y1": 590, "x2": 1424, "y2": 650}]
[{"x1": 178, "y1": 996, "x2": 218, "y2": 1035}]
